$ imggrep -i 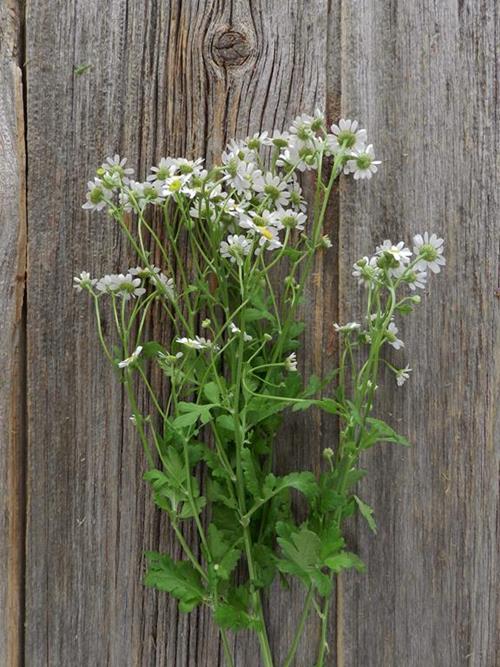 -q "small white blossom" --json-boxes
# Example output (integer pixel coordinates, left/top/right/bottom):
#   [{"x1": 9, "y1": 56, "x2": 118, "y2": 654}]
[
  {"x1": 395, "y1": 365, "x2": 412, "y2": 387},
  {"x1": 219, "y1": 234, "x2": 252, "y2": 264},
  {"x1": 386, "y1": 321, "x2": 404, "y2": 350},
  {"x1": 118, "y1": 345, "x2": 143, "y2": 368},
  {"x1": 320, "y1": 235, "x2": 332, "y2": 249},
  {"x1": 333, "y1": 322, "x2": 361, "y2": 334},
  {"x1": 229, "y1": 322, "x2": 240, "y2": 334},
  {"x1": 73, "y1": 271, "x2": 97, "y2": 292},
  {"x1": 99, "y1": 154, "x2": 134, "y2": 179},
  {"x1": 273, "y1": 209, "x2": 307, "y2": 231},
  {"x1": 82, "y1": 178, "x2": 112, "y2": 211},
  {"x1": 352, "y1": 256, "x2": 381, "y2": 287},
  {"x1": 253, "y1": 172, "x2": 291, "y2": 207},
  {"x1": 376, "y1": 240, "x2": 412, "y2": 267},
  {"x1": 96, "y1": 273, "x2": 146, "y2": 300},
  {"x1": 243, "y1": 332, "x2": 253, "y2": 342},
  {"x1": 288, "y1": 179, "x2": 307, "y2": 212},
  {"x1": 284, "y1": 352, "x2": 298, "y2": 372},
  {"x1": 163, "y1": 174, "x2": 194, "y2": 198},
  {"x1": 413, "y1": 232, "x2": 446, "y2": 274},
  {"x1": 327, "y1": 119, "x2": 367, "y2": 154},
  {"x1": 269, "y1": 130, "x2": 291, "y2": 149},
  {"x1": 405, "y1": 268, "x2": 428, "y2": 290},
  {"x1": 147, "y1": 157, "x2": 175, "y2": 184},
  {"x1": 246, "y1": 131, "x2": 271, "y2": 150},
  {"x1": 176, "y1": 336, "x2": 214, "y2": 351},
  {"x1": 344, "y1": 144, "x2": 381, "y2": 180}
]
